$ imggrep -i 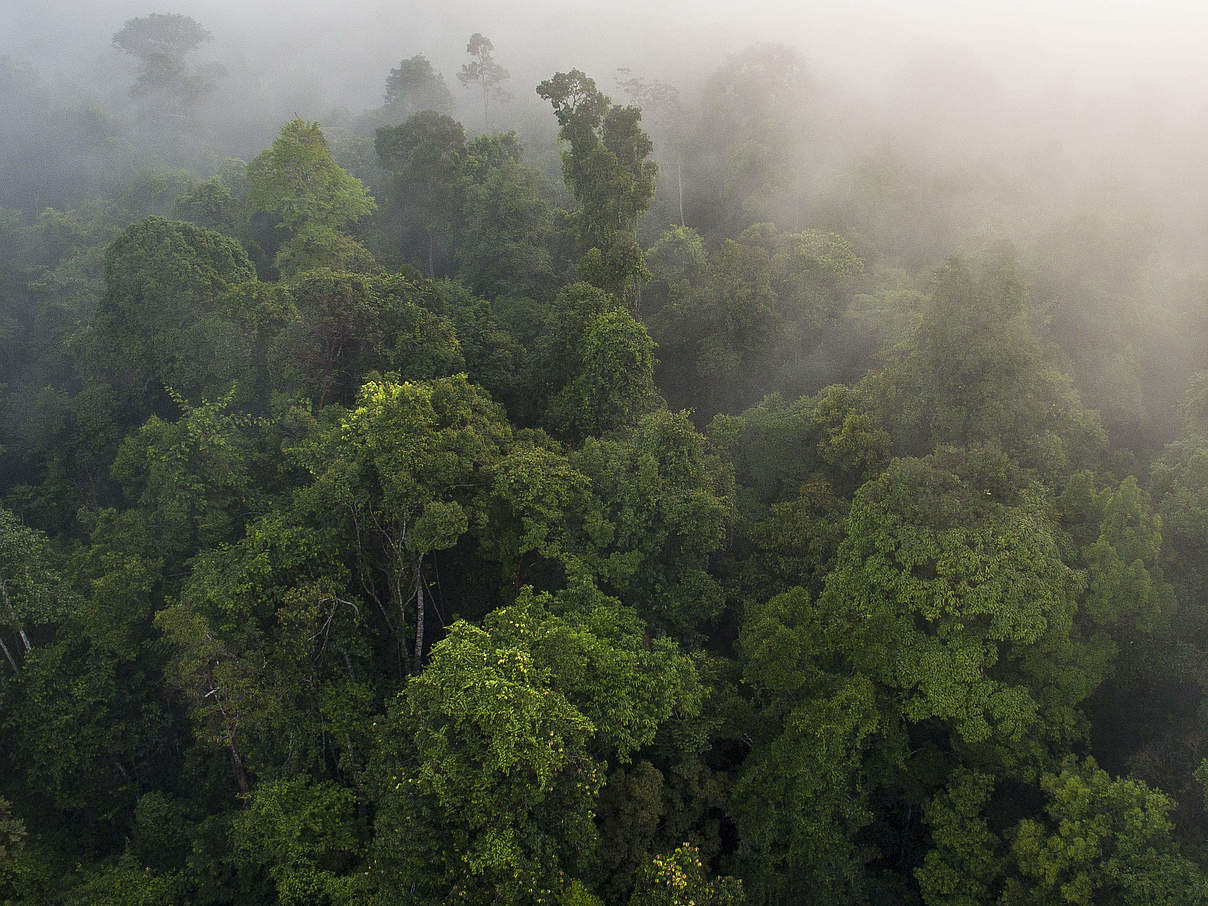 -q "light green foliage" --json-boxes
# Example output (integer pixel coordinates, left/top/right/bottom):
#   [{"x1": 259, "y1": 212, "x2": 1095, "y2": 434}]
[
  {"x1": 371, "y1": 585, "x2": 698, "y2": 903},
  {"x1": 248, "y1": 119, "x2": 375, "y2": 234},
  {"x1": 276, "y1": 223, "x2": 378, "y2": 276},
  {"x1": 232, "y1": 778, "x2": 364, "y2": 906},
  {"x1": 916, "y1": 771, "x2": 1004, "y2": 906},
  {"x1": 67, "y1": 857, "x2": 181, "y2": 905},
  {"x1": 818, "y1": 448, "x2": 1093, "y2": 763},
  {"x1": 305, "y1": 374, "x2": 509, "y2": 554},
  {"x1": 247, "y1": 119, "x2": 375, "y2": 274},
  {"x1": 919, "y1": 761, "x2": 1208, "y2": 906},
  {"x1": 299, "y1": 374, "x2": 510, "y2": 666},
  {"x1": 629, "y1": 843, "x2": 744, "y2": 906},
  {"x1": 1006, "y1": 758, "x2": 1207, "y2": 905}
]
